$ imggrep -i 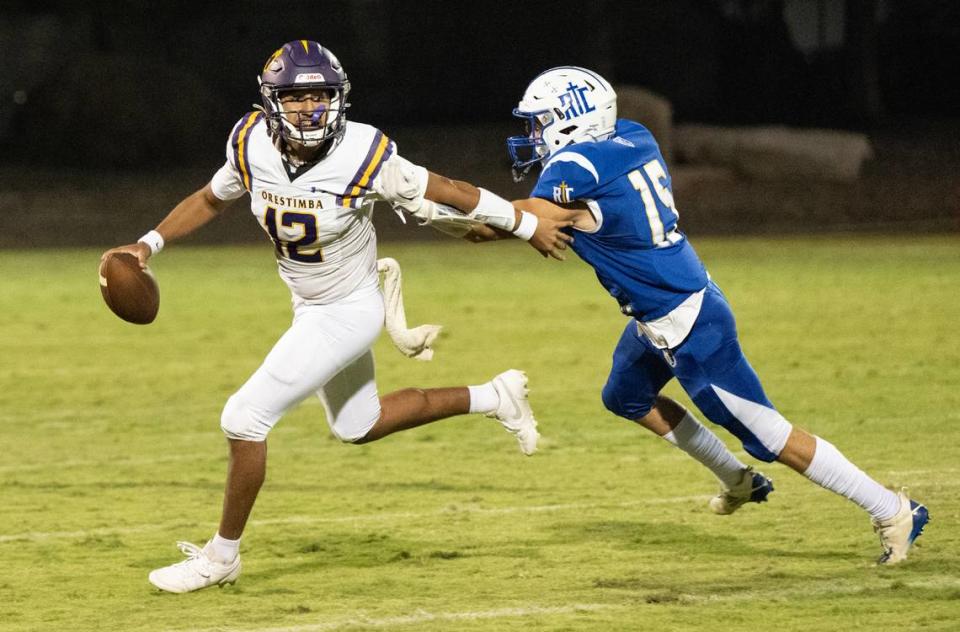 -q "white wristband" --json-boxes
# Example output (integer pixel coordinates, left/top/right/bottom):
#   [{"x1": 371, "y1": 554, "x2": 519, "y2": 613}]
[
  {"x1": 472, "y1": 188, "x2": 517, "y2": 231},
  {"x1": 138, "y1": 230, "x2": 164, "y2": 255},
  {"x1": 512, "y1": 211, "x2": 539, "y2": 241}
]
